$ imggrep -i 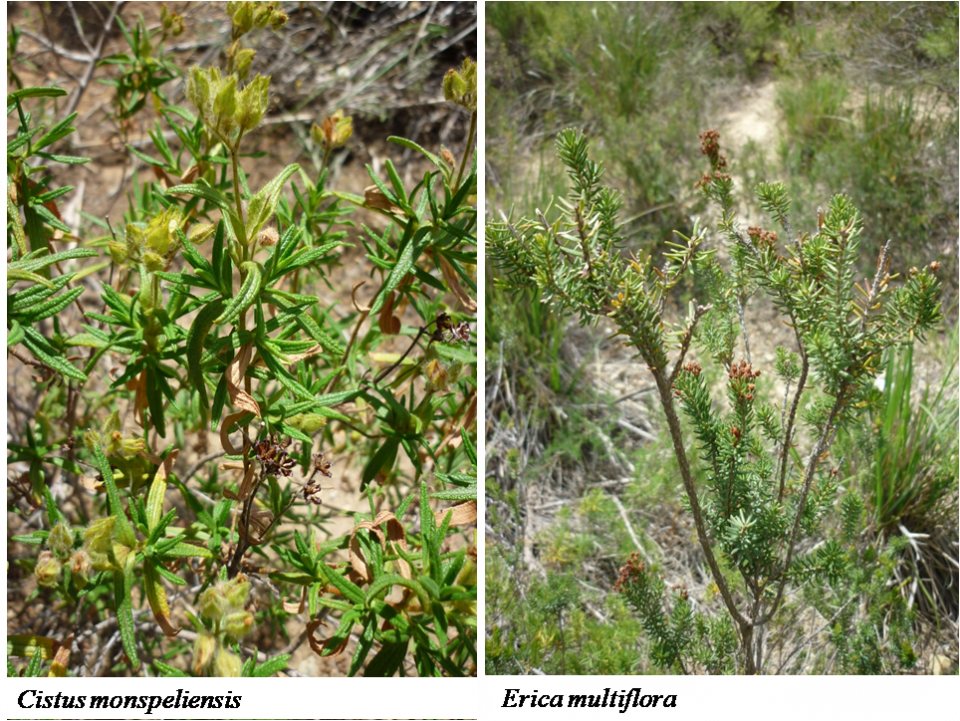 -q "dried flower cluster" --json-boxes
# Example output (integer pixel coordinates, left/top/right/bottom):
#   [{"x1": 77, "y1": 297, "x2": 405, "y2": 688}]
[
  {"x1": 254, "y1": 434, "x2": 296, "y2": 478},
  {"x1": 694, "y1": 129, "x2": 731, "y2": 189},
  {"x1": 698, "y1": 129, "x2": 724, "y2": 167},
  {"x1": 436, "y1": 312, "x2": 471, "y2": 344},
  {"x1": 612, "y1": 551, "x2": 646, "y2": 593},
  {"x1": 728, "y1": 359, "x2": 761, "y2": 404},
  {"x1": 694, "y1": 169, "x2": 732, "y2": 191},
  {"x1": 728, "y1": 359, "x2": 761, "y2": 381},
  {"x1": 302, "y1": 451, "x2": 333, "y2": 505},
  {"x1": 747, "y1": 225, "x2": 779, "y2": 247}
]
